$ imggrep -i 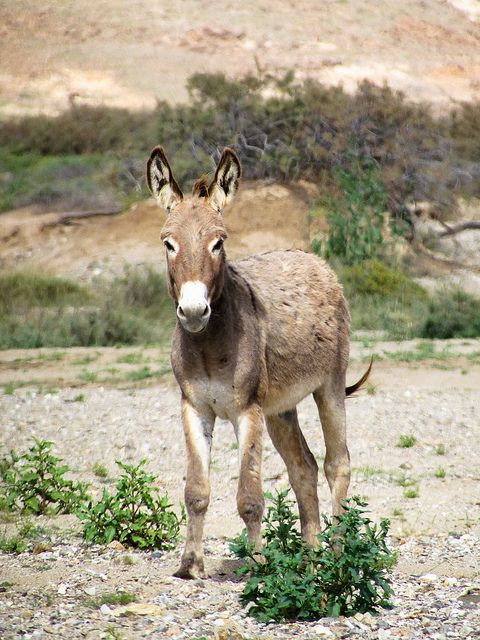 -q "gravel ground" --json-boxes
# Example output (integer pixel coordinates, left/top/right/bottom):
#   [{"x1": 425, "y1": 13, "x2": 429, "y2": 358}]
[{"x1": 1, "y1": 340, "x2": 479, "y2": 639}]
